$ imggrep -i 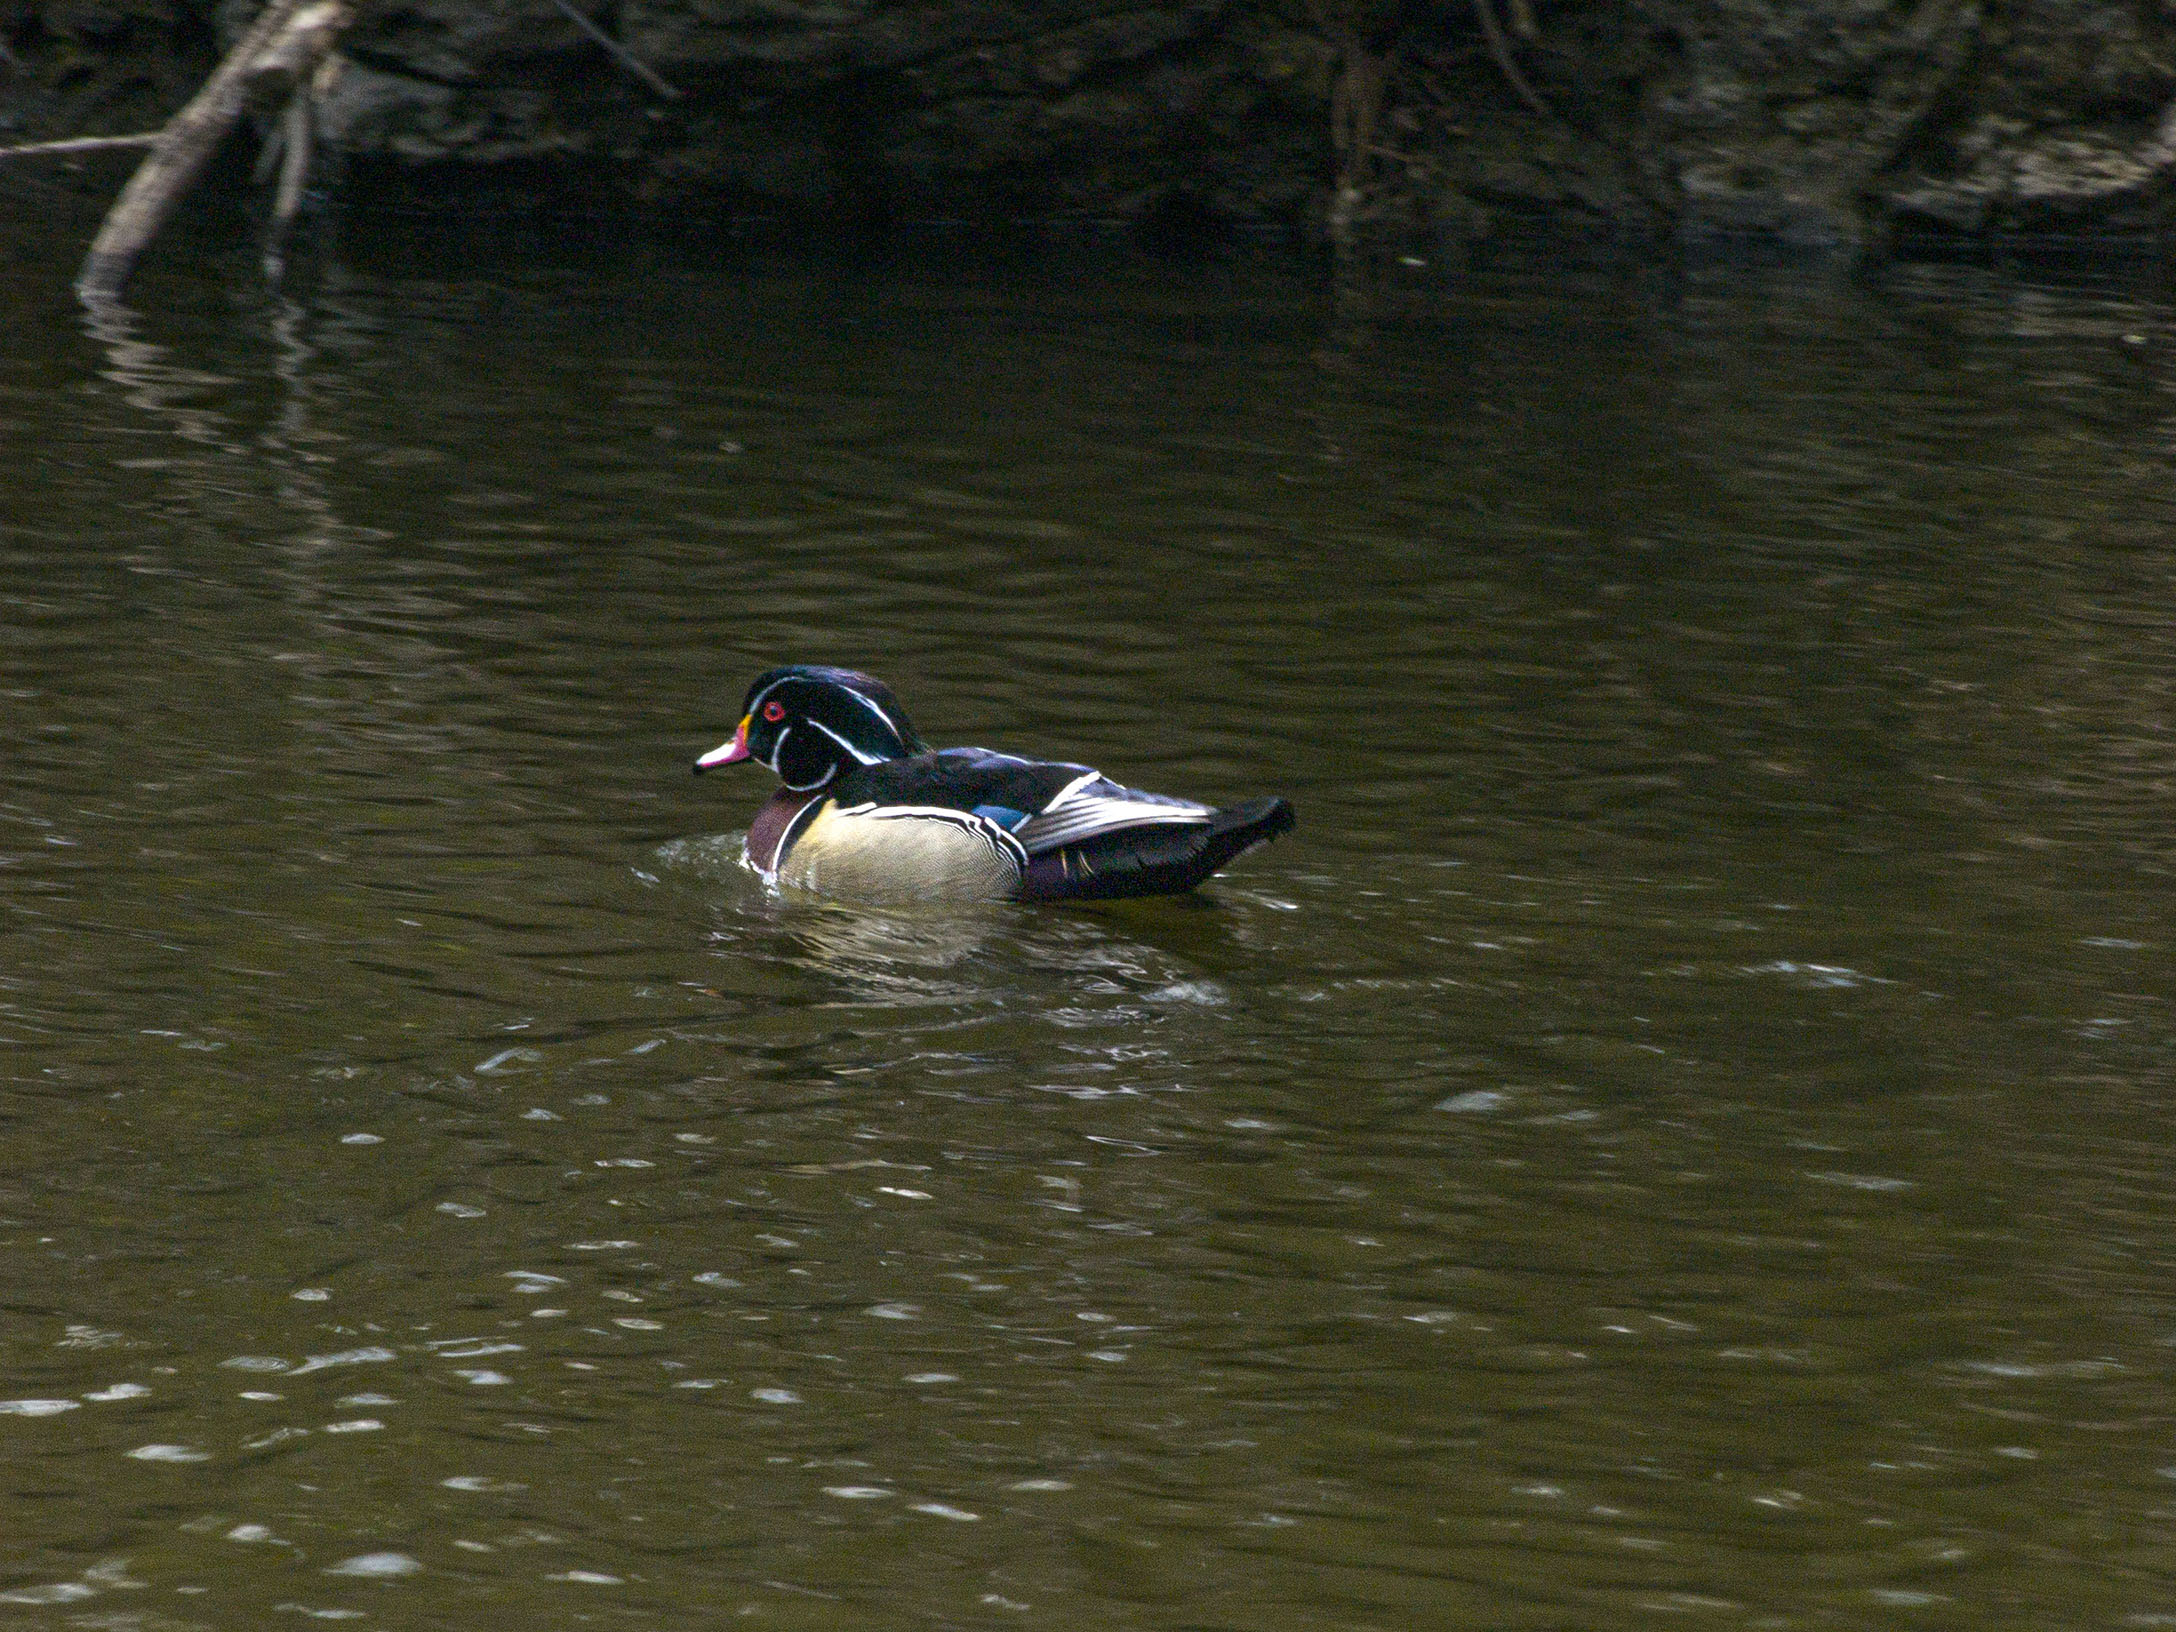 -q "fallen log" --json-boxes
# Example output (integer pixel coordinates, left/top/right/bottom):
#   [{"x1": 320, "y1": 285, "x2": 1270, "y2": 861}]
[{"x1": 76, "y1": 0, "x2": 354, "y2": 299}]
